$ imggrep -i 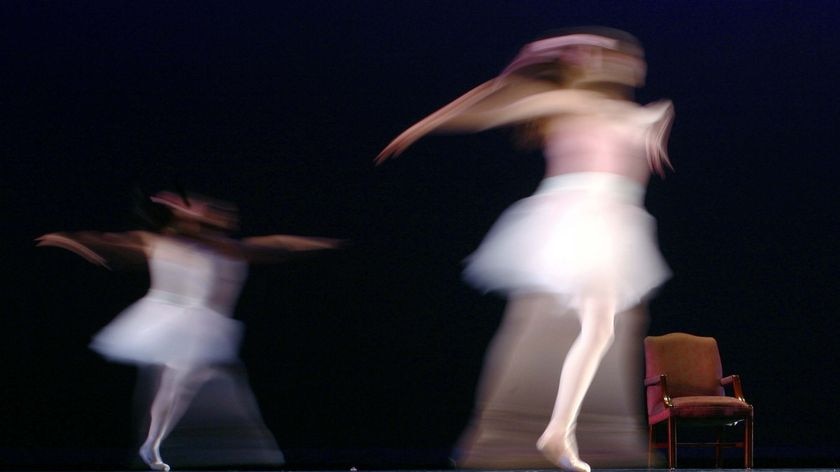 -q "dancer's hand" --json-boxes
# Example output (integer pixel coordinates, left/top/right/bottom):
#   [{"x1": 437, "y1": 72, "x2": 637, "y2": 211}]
[
  {"x1": 36, "y1": 233, "x2": 110, "y2": 268},
  {"x1": 376, "y1": 128, "x2": 428, "y2": 164}
]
